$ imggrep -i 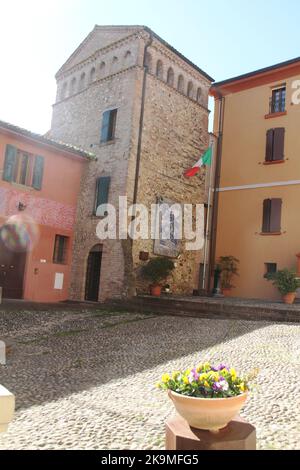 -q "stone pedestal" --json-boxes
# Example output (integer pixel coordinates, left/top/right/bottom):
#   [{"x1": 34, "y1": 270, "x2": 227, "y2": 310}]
[
  {"x1": 165, "y1": 415, "x2": 256, "y2": 450},
  {"x1": 0, "y1": 385, "x2": 15, "y2": 433}
]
